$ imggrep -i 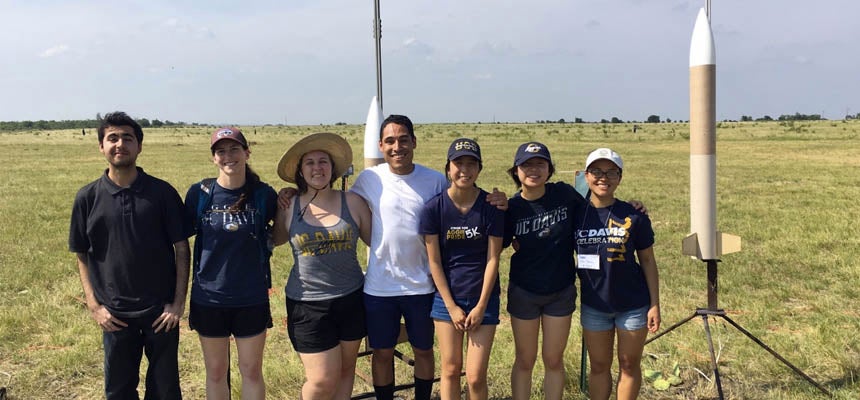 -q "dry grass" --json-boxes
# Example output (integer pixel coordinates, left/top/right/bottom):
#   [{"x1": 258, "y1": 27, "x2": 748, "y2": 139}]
[{"x1": 1, "y1": 120, "x2": 859, "y2": 399}]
